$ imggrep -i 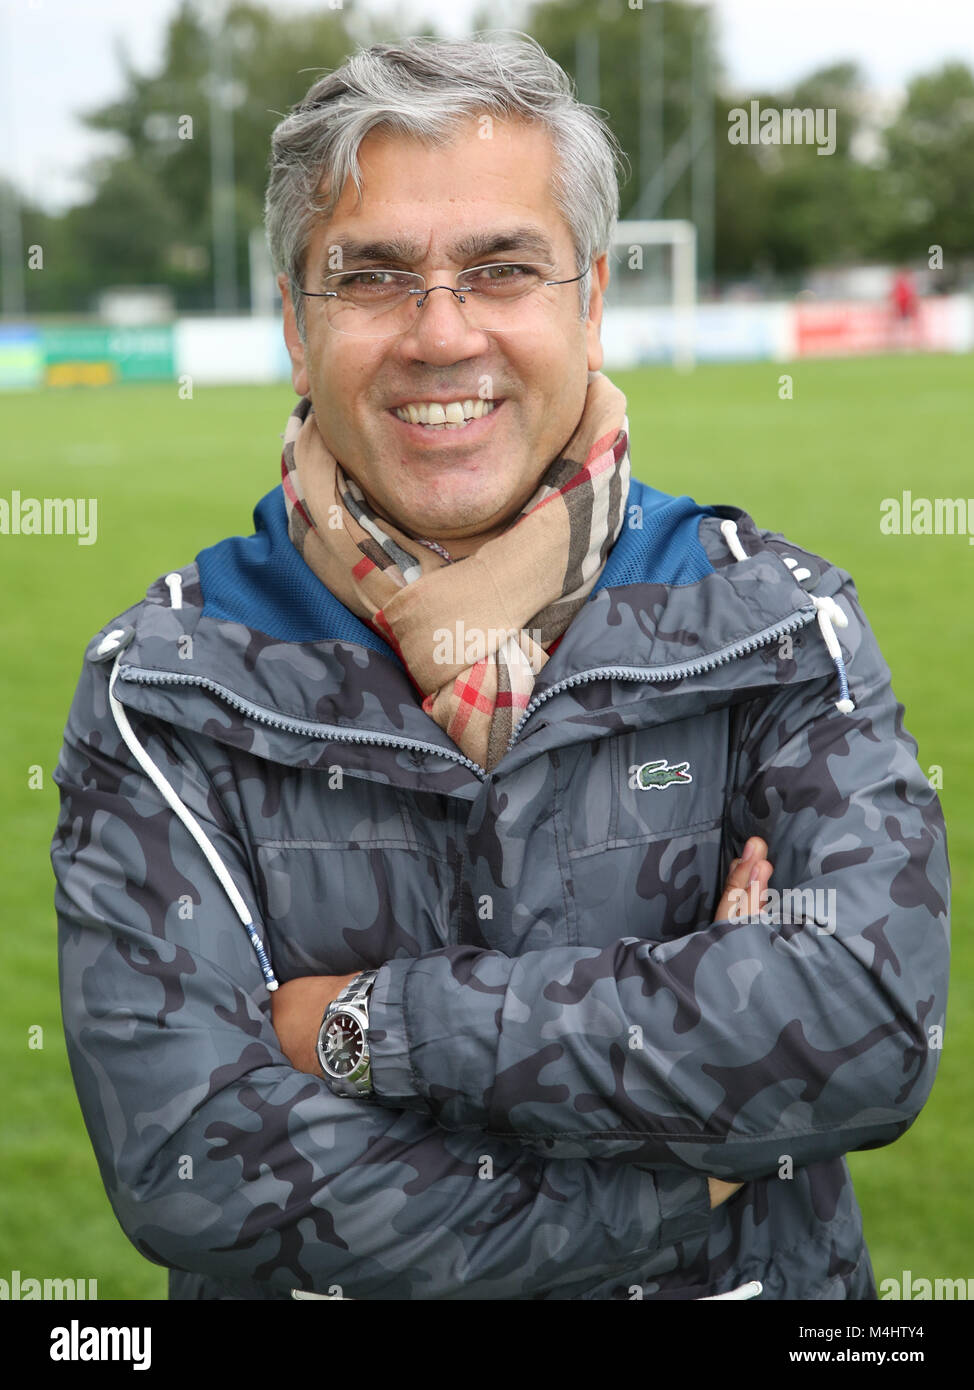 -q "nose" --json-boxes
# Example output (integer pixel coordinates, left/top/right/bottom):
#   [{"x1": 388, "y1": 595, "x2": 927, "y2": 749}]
[{"x1": 397, "y1": 268, "x2": 487, "y2": 363}]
